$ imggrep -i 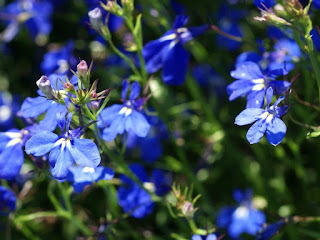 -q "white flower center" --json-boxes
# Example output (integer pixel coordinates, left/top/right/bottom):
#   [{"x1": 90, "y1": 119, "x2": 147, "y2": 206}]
[
  {"x1": 82, "y1": 167, "x2": 95, "y2": 173},
  {"x1": 0, "y1": 106, "x2": 12, "y2": 122},
  {"x1": 119, "y1": 106, "x2": 133, "y2": 117},
  {"x1": 234, "y1": 206, "x2": 249, "y2": 219}
]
